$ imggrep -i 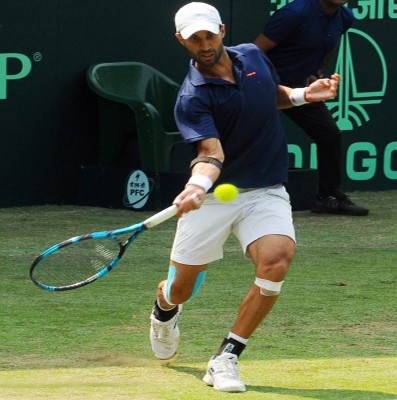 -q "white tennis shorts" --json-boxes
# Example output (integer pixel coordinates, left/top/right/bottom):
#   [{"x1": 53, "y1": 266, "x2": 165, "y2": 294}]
[{"x1": 171, "y1": 184, "x2": 296, "y2": 265}]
